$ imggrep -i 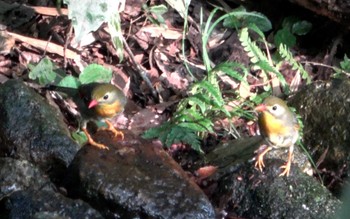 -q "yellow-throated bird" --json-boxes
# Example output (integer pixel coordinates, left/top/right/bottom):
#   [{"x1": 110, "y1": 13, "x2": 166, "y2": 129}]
[
  {"x1": 254, "y1": 96, "x2": 299, "y2": 176},
  {"x1": 45, "y1": 82, "x2": 127, "y2": 150}
]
